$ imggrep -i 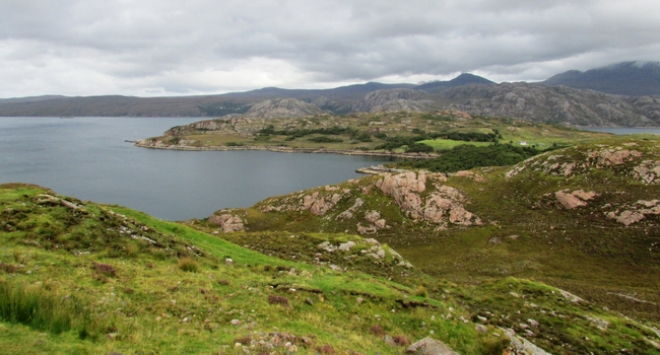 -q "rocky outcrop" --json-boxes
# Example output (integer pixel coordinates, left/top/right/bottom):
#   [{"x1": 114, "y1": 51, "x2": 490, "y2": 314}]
[
  {"x1": 437, "y1": 82, "x2": 660, "y2": 126},
  {"x1": 259, "y1": 189, "x2": 347, "y2": 216},
  {"x1": 405, "y1": 336, "x2": 460, "y2": 355},
  {"x1": 353, "y1": 89, "x2": 434, "y2": 113},
  {"x1": 317, "y1": 238, "x2": 413, "y2": 268},
  {"x1": 243, "y1": 98, "x2": 324, "y2": 119},
  {"x1": 376, "y1": 171, "x2": 481, "y2": 229},
  {"x1": 605, "y1": 199, "x2": 660, "y2": 226},
  {"x1": 336, "y1": 198, "x2": 364, "y2": 220},
  {"x1": 555, "y1": 190, "x2": 596, "y2": 209},
  {"x1": 208, "y1": 213, "x2": 245, "y2": 233},
  {"x1": 633, "y1": 160, "x2": 660, "y2": 184},
  {"x1": 501, "y1": 328, "x2": 553, "y2": 355},
  {"x1": 453, "y1": 170, "x2": 485, "y2": 182},
  {"x1": 506, "y1": 142, "x2": 660, "y2": 185}
]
